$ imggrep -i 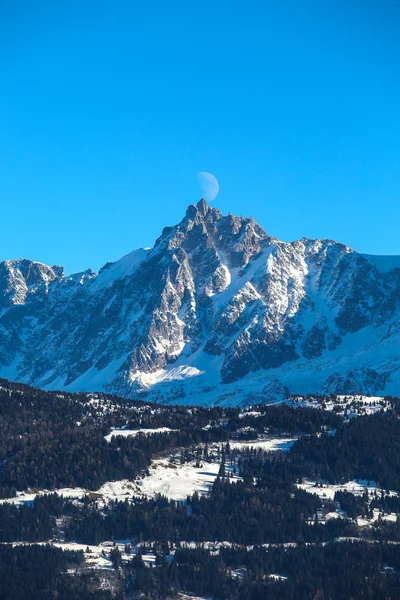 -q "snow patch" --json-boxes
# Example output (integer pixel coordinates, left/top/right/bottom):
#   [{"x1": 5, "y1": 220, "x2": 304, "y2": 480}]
[
  {"x1": 104, "y1": 427, "x2": 175, "y2": 442},
  {"x1": 129, "y1": 365, "x2": 204, "y2": 387},
  {"x1": 228, "y1": 437, "x2": 297, "y2": 452},
  {"x1": 90, "y1": 248, "x2": 149, "y2": 291}
]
